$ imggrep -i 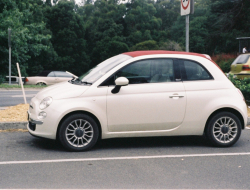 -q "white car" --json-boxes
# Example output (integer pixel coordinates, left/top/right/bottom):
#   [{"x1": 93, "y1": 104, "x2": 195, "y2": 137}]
[
  {"x1": 25, "y1": 71, "x2": 76, "y2": 85},
  {"x1": 27, "y1": 51, "x2": 248, "y2": 151}
]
